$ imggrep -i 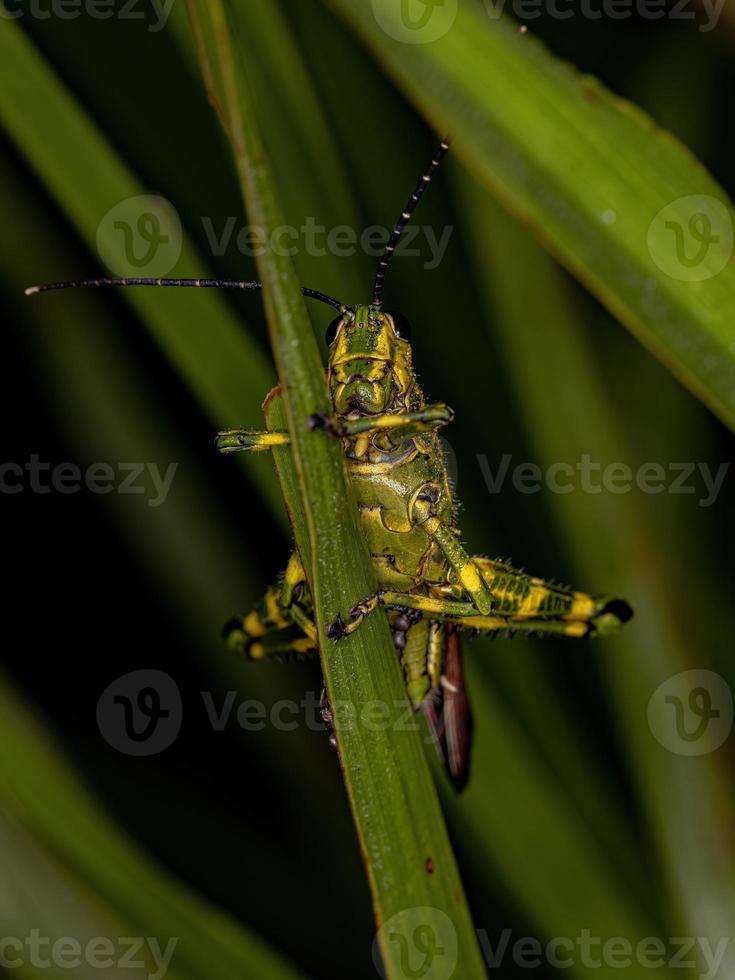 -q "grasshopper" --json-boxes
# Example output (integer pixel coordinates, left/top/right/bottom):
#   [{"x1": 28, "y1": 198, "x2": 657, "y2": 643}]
[{"x1": 27, "y1": 138, "x2": 632, "y2": 788}]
